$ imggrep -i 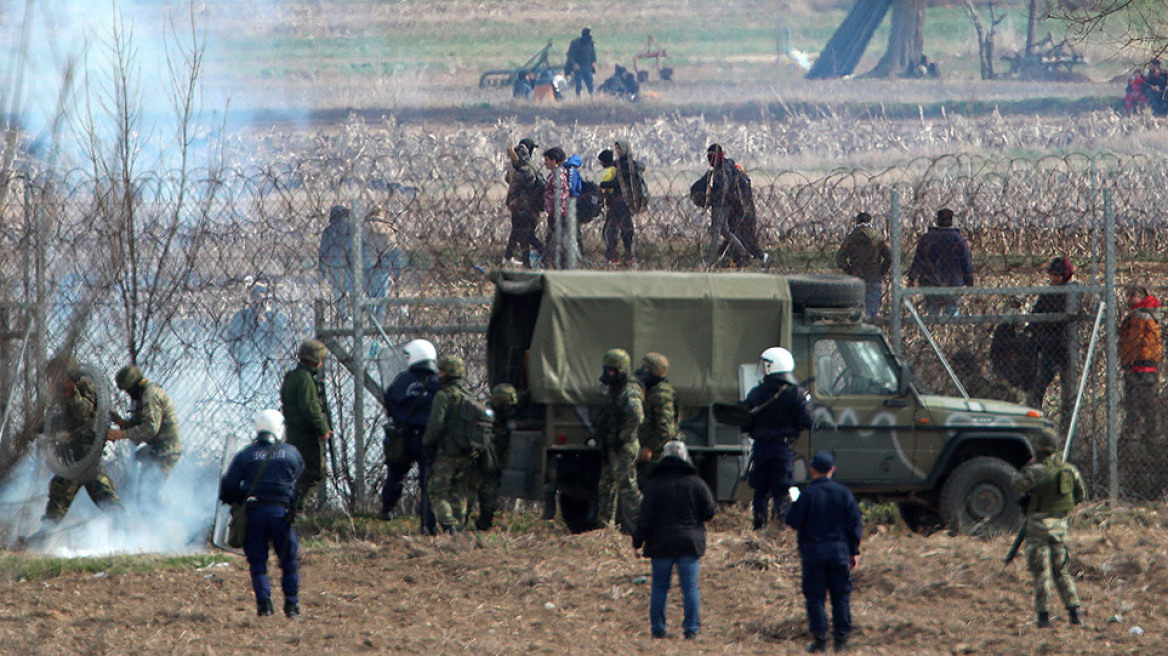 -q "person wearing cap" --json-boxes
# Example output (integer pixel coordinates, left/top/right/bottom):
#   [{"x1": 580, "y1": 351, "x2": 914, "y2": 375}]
[
  {"x1": 785, "y1": 451, "x2": 862, "y2": 653},
  {"x1": 595, "y1": 348, "x2": 645, "y2": 530},
  {"x1": 632, "y1": 441, "x2": 717, "y2": 640},
  {"x1": 279, "y1": 340, "x2": 332, "y2": 515},
  {"x1": 689, "y1": 144, "x2": 767, "y2": 268},
  {"x1": 108, "y1": 364, "x2": 181, "y2": 506},
  {"x1": 835, "y1": 211, "x2": 891, "y2": 320},
  {"x1": 503, "y1": 138, "x2": 546, "y2": 269},
  {"x1": 381, "y1": 339, "x2": 441, "y2": 532},
  {"x1": 224, "y1": 279, "x2": 290, "y2": 374},
  {"x1": 906, "y1": 207, "x2": 973, "y2": 316},
  {"x1": 1119, "y1": 284, "x2": 1161, "y2": 447},
  {"x1": 422, "y1": 354, "x2": 477, "y2": 534},
  {"x1": 1026, "y1": 257, "x2": 1081, "y2": 421},
  {"x1": 1012, "y1": 429, "x2": 1086, "y2": 628},
  {"x1": 635, "y1": 352, "x2": 679, "y2": 488},
  {"x1": 565, "y1": 27, "x2": 597, "y2": 97},
  {"x1": 42, "y1": 356, "x2": 122, "y2": 524},
  {"x1": 745, "y1": 347, "x2": 813, "y2": 530},
  {"x1": 219, "y1": 409, "x2": 305, "y2": 619}
]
